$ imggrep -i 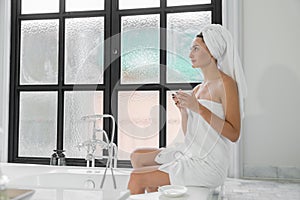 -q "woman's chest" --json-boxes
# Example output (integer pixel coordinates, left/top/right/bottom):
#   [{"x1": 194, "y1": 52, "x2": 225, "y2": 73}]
[{"x1": 196, "y1": 84, "x2": 222, "y2": 103}]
